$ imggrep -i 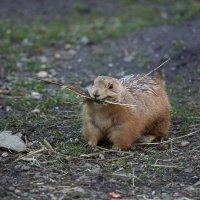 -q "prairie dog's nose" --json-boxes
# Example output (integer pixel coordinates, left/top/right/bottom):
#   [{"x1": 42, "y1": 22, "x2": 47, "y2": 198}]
[{"x1": 93, "y1": 91, "x2": 100, "y2": 99}]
